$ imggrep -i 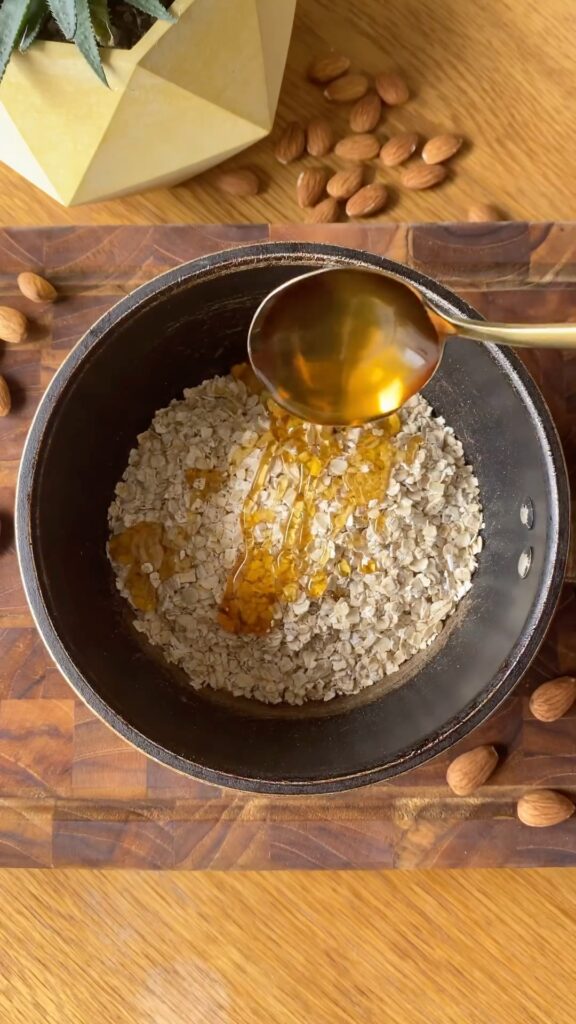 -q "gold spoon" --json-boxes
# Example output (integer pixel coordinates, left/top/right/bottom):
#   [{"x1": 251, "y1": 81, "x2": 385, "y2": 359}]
[{"x1": 248, "y1": 267, "x2": 576, "y2": 426}]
